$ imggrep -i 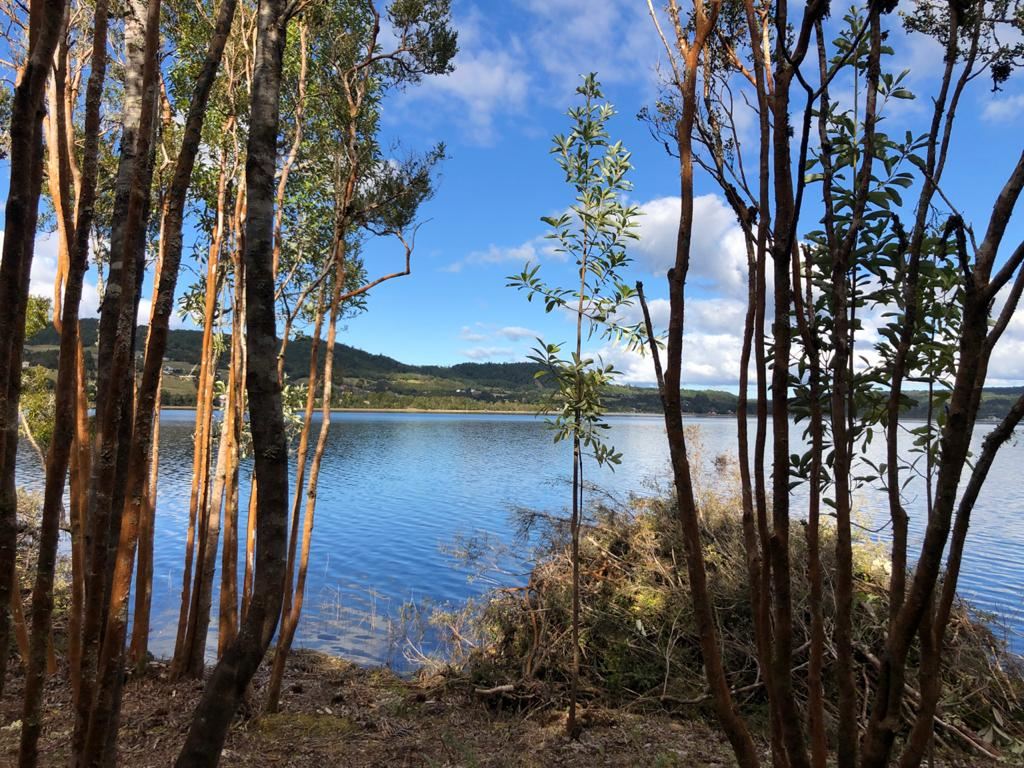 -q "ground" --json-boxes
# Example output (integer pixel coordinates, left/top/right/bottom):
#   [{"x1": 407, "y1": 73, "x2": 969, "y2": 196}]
[{"x1": 0, "y1": 651, "x2": 742, "y2": 767}]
